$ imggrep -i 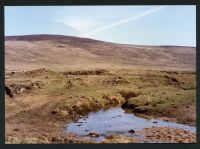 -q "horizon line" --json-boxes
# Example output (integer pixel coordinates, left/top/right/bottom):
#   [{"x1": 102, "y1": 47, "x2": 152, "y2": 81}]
[{"x1": 5, "y1": 34, "x2": 196, "y2": 48}]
